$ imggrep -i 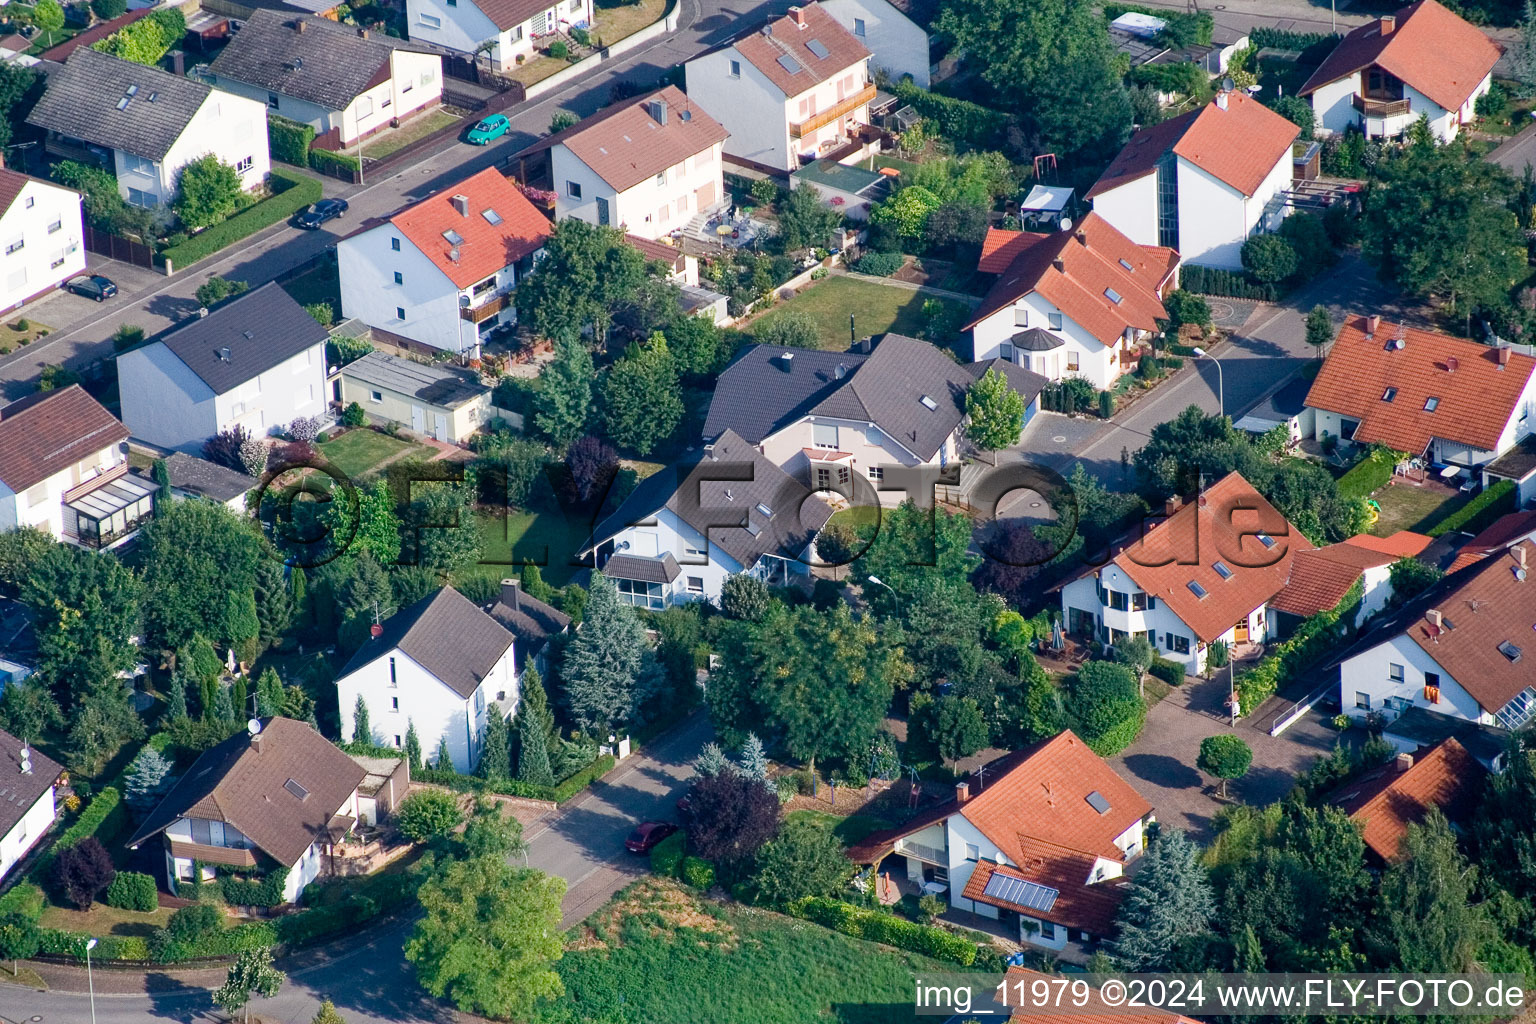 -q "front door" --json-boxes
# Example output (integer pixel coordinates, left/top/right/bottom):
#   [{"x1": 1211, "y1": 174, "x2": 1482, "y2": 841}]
[
  {"x1": 1233, "y1": 617, "x2": 1250, "y2": 643},
  {"x1": 411, "y1": 406, "x2": 425, "y2": 432},
  {"x1": 595, "y1": 196, "x2": 610, "y2": 226},
  {"x1": 434, "y1": 413, "x2": 449, "y2": 441}
]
